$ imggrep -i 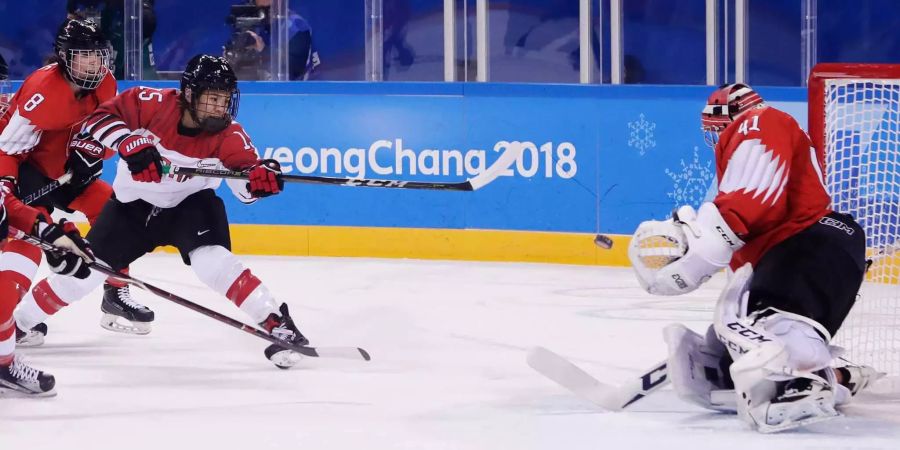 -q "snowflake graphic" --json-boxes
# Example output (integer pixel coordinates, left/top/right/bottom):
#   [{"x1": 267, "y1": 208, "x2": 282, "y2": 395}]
[
  {"x1": 666, "y1": 146, "x2": 715, "y2": 208},
  {"x1": 627, "y1": 113, "x2": 656, "y2": 155}
]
